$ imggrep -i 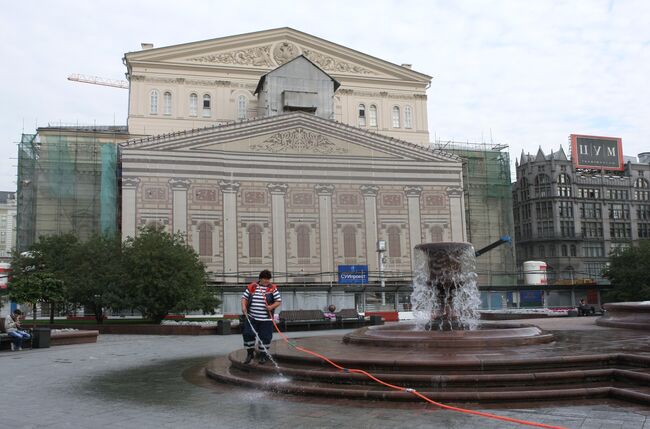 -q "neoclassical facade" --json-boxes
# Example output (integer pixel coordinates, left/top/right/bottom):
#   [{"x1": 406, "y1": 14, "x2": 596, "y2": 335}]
[
  {"x1": 121, "y1": 112, "x2": 465, "y2": 283},
  {"x1": 124, "y1": 27, "x2": 431, "y2": 145}
]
